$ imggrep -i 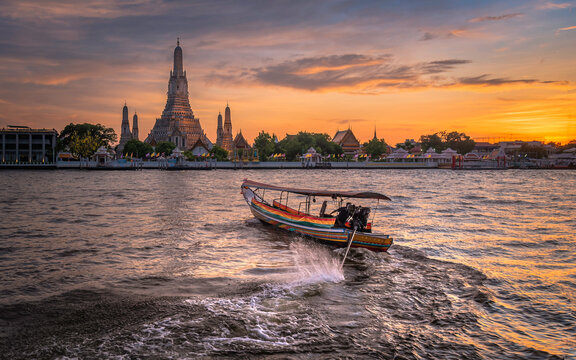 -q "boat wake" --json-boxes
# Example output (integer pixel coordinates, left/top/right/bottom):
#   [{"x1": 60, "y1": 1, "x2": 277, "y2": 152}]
[{"x1": 285, "y1": 239, "x2": 345, "y2": 285}]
